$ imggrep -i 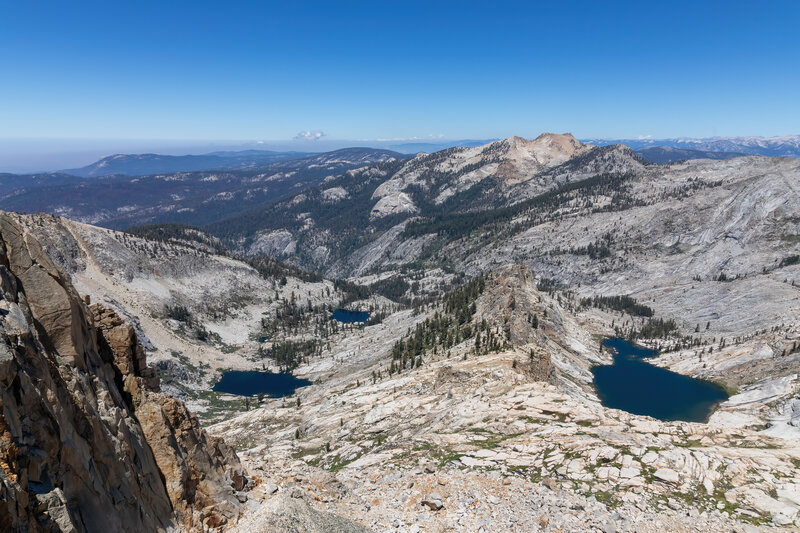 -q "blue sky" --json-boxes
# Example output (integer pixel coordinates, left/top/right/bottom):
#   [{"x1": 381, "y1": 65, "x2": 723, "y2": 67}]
[{"x1": 1, "y1": 0, "x2": 798, "y2": 159}]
